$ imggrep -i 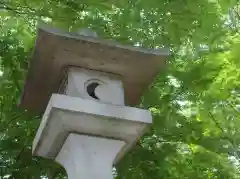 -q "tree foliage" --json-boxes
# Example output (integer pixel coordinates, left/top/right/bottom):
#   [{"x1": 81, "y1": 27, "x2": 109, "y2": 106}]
[{"x1": 1, "y1": 0, "x2": 240, "y2": 178}]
